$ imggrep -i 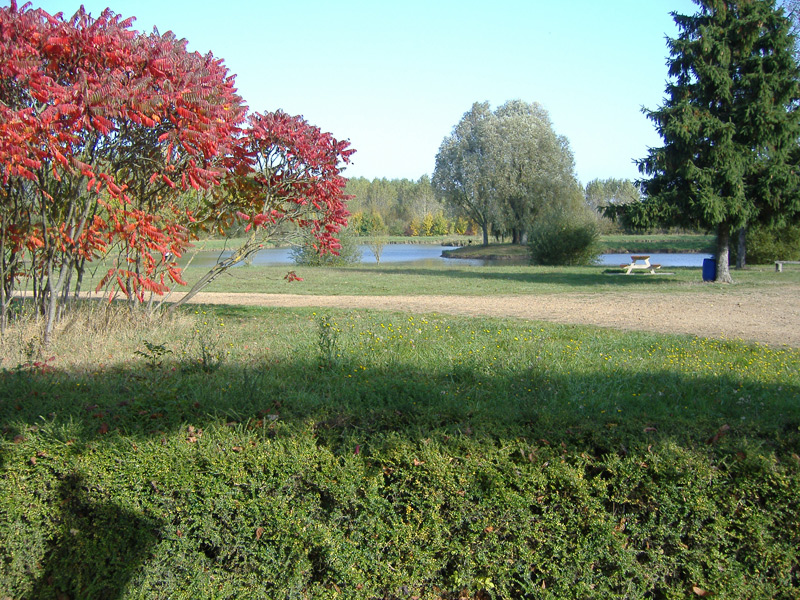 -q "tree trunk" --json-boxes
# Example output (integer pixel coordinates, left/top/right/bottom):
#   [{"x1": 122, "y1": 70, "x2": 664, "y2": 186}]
[
  {"x1": 736, "y1": 227, "x2": 747, "y2": 269},
  {"x1": 0, "y1": 262, "x2": 6, "y2": 337},
  {"x1": 167, "y1": 231, "x2": 262, "y2": 313},
  {"x1": 715, "y1": 224, "x2": 734, "y2": 283},
  {"x1": 481, "y1": 223, "x2": 489, "y2": 246},
  {"x1": 42, "y1": 259, "x2": 72, "y2": 347}
]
